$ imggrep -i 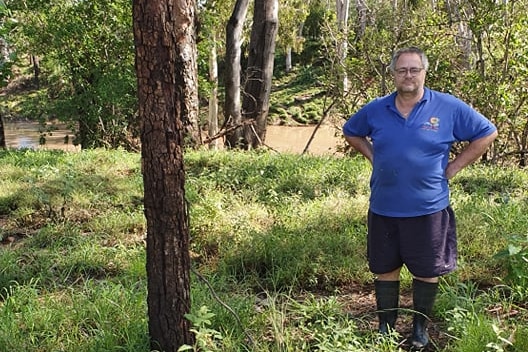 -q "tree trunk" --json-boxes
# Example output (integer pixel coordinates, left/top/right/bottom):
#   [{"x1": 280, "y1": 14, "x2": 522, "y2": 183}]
[
  {"x1": 224, "y1": 0, "x2": 250, "y2": 148},
  {"x1": 354, "y1": 0, "x2": 367, "y2": 42},
  {"x1": 285, "y1": 46, "x2": 292, "y2": 72},
  {"x1": 208, "y1": 38, "x2": 220, "y2": 150},
  {"x1": 237, "y1": 0, "x2": 279, "y2": 149},
  {"x1": 132, "y1": 0, "x2": 197, "y2": 350},
  {"x1": 445, "y1": 0, "x2": 472, "y2": 69},
  {"x1": 336, "y1": 0, "x2": 349, "y2": 94},
  {"x1": 0, "y1": 115, "x2": 5, "y2": 149},
  {"x1": 31, "y1": 55, "x2": 40, "y2": 89}
]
